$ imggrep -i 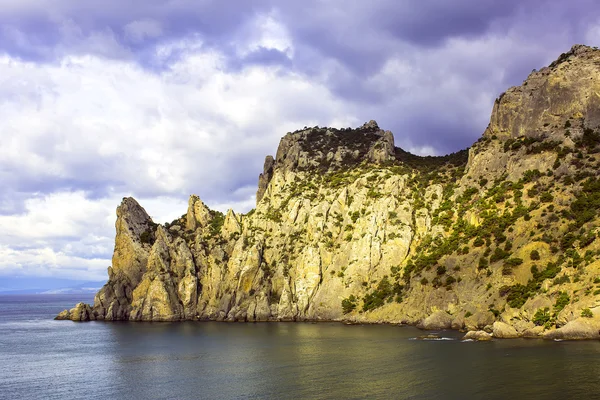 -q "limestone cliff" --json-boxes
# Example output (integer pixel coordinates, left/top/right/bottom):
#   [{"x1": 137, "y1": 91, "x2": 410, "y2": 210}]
[{"x1": 58, "y1": 45, "x2": 600, "y2": 339}]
